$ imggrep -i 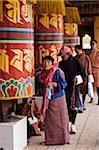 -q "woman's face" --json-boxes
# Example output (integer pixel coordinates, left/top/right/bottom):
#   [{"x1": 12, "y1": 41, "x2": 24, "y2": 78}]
[
  {"x1": 43, "y1": 59, "x2": 53, "y2": 70},
  {"x1": 92, "y1": 42, "x2": 97, "y2": 50},
  {"x1": 61, "y1": 53, "x2": 70, "y2": 60},
  {"x1": 75, "y1": 49, "x2": 82, "y2": 56}
]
